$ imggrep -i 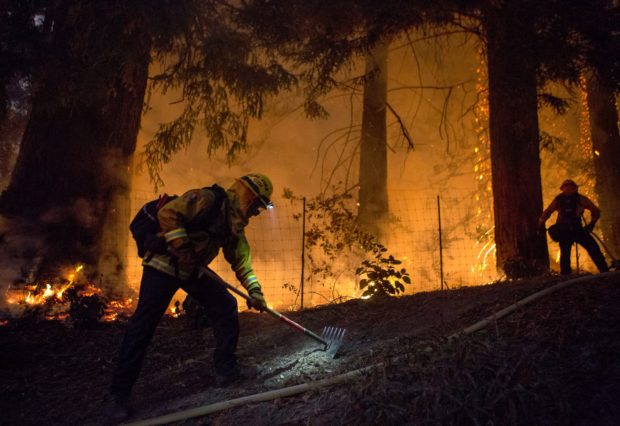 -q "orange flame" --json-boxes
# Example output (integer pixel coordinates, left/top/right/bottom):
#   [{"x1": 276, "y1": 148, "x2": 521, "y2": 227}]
[
  {"x1": 3, "y1": 274, "x2": 187, "y2": 322},
  {"x1": 168, "y1": 300, "x2": 182, "y2": 318},
  {"x1": 2, "y1": 264, "x2": 140, "y2": 323}
]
